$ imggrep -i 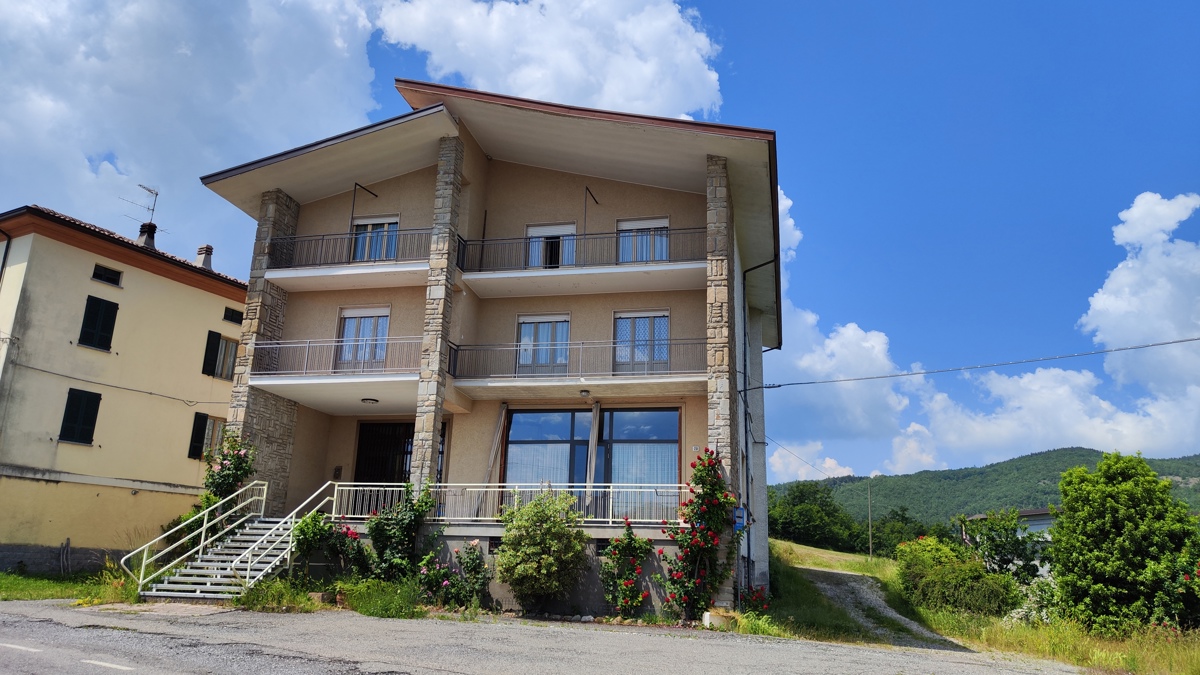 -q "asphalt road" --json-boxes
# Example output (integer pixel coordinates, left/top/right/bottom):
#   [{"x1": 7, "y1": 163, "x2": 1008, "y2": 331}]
[{"x1": 0, "y1": 600, "x2": 1081, "y2": 675}]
